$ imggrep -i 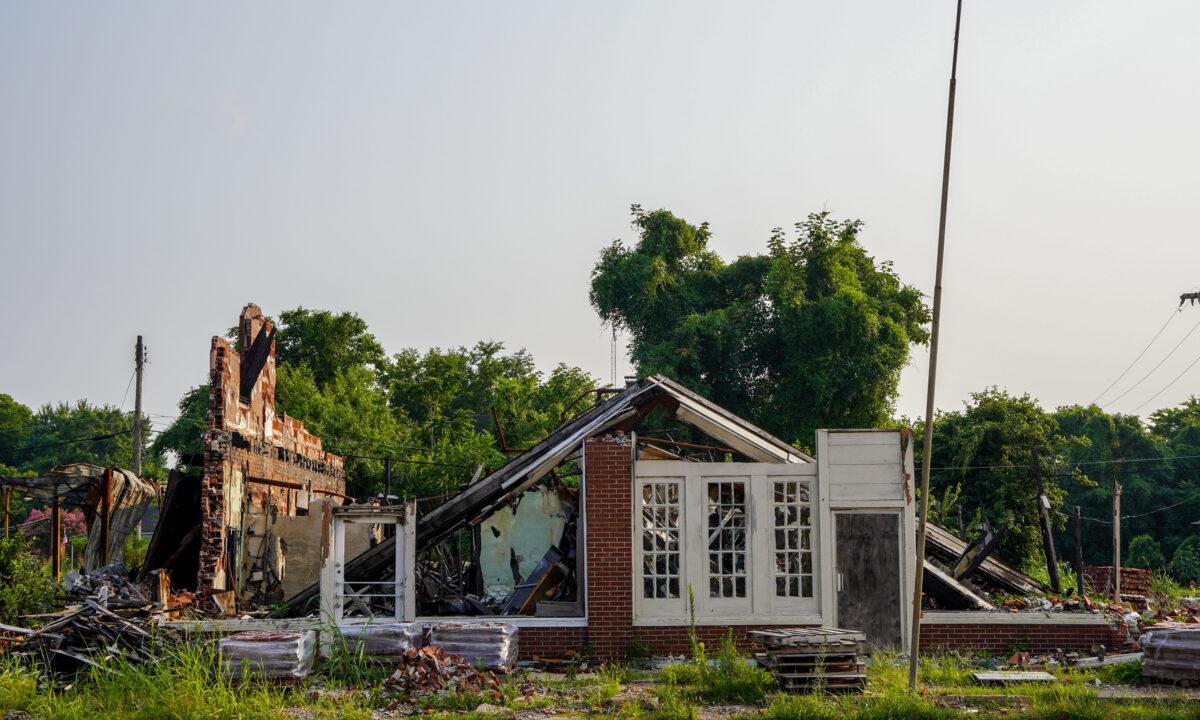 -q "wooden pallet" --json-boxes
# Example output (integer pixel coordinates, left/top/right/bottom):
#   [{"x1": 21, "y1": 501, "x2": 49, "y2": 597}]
[{"x1": 751, "y1": 628, "x2": 869, "y2": 694}]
